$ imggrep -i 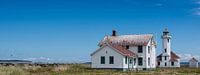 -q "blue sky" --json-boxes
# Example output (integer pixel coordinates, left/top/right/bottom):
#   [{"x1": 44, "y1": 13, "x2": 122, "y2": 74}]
[{"x1": 0, "y1": 0, "x2": 200, "y2": 62}]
